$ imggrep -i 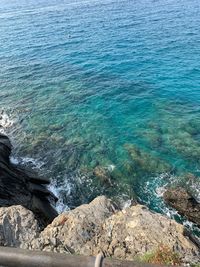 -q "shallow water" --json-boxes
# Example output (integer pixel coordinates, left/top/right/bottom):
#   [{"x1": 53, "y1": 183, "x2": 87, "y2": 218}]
[{"x1": 0, "y1": 0, "x2": 200, "y2": 224}]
